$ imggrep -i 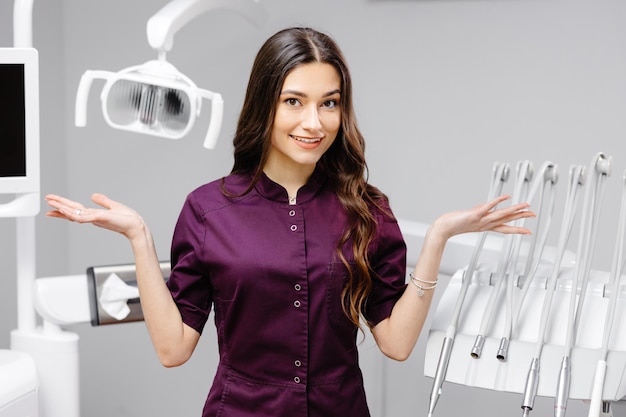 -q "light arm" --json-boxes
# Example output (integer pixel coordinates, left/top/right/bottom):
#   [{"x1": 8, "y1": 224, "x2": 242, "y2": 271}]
[{"x1": 147, "y1": 0, "x2": 266, "y2": 54}]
